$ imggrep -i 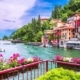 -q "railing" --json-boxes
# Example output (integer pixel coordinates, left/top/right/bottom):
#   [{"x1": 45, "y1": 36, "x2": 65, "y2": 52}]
[{"x1": 0, "y1": 60, "x2": 56, "y2": 80}]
